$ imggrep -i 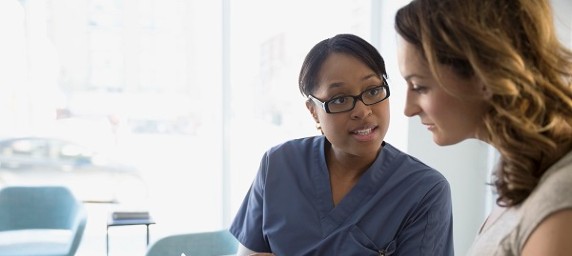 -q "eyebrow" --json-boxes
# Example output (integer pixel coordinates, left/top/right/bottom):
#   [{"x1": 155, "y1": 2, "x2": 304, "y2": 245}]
[
  {"x1": 325, "y1": 74, "x2": 380, "y2": 89},
  {"x1": 403, "y1": 74, "x2": 426, "y2": 81},
  {"x1": 362, "y1": 74, "x2": 378, "y2": 81}
]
